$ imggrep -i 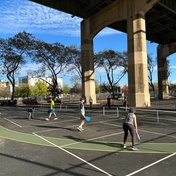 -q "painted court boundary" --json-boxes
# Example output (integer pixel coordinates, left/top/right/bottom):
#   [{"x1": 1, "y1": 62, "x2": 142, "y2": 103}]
[
  {"x1": 33, "y1": 132, "x2": 113, "y2": 176},
  {"x1": 126, "y1": 152, "x2": 176, "y2": 176},
  {"x1": 0, "y1": 125, "x2": 176, "y2": 153}
]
